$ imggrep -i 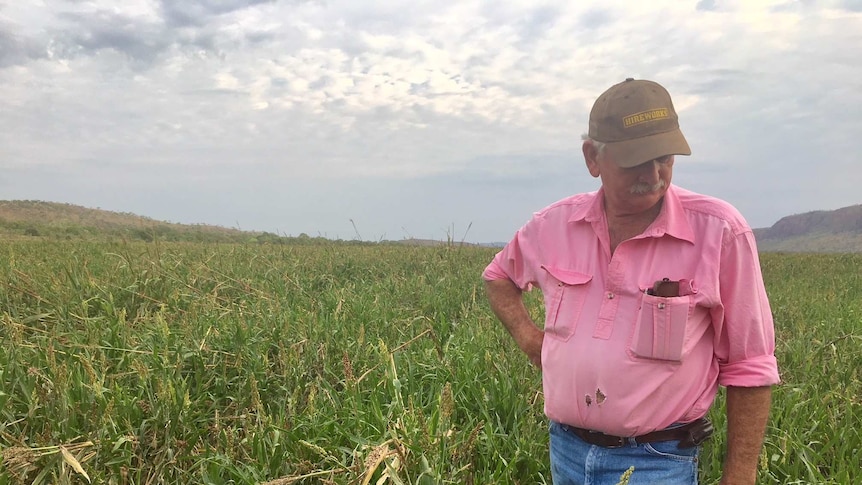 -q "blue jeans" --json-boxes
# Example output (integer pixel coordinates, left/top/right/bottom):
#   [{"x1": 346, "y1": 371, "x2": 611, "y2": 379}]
[{"x1": 549, "y1": 421, "x2": 699, "y2": 485}]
